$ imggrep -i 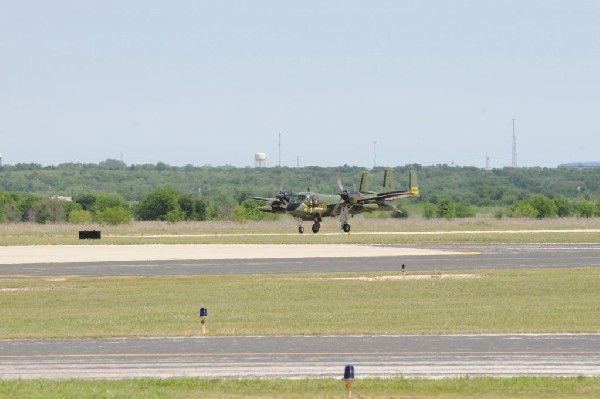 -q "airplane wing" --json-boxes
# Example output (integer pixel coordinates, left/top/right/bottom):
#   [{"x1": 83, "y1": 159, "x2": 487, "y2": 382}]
[
  {"x1": 246, "y1": 196, "x2": 278, "y2": 203},
  {"x1": 356, "y1": 190, "x2": 415, "y2": 204}
]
